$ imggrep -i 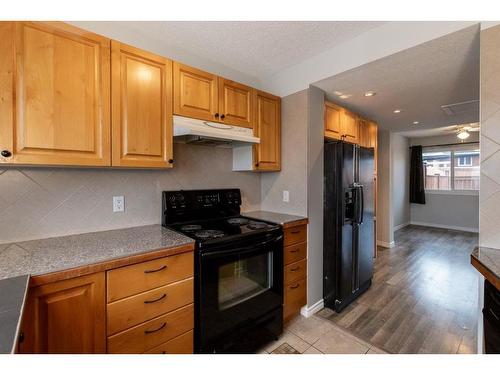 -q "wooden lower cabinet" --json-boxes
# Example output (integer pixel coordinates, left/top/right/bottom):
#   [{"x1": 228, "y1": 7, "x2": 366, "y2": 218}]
[
  {"x1": 19, "y1": 251, "x2": 194, "y2": 354},
  {"x1": 19, "y1": 272, "x2": 106, "y2": 354},
  {"x1": 107, "y1": 304, "x2": 194, "y2": 354},
  {"x1": 144, "y1": 330, "x2": 193, "y2": 354},
  {"x1": 283, "y1": 222, "x2": 308, "y2": 322}
]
